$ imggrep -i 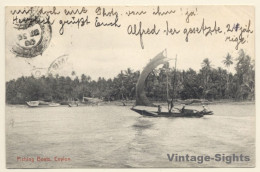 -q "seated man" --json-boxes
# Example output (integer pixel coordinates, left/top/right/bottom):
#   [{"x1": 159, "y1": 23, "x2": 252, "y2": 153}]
[{"x1": 202, "y1": 105, "x2": 208, "y2": 112}]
